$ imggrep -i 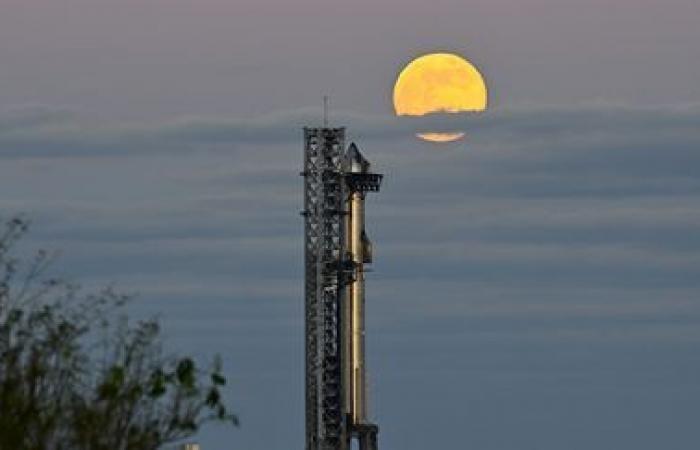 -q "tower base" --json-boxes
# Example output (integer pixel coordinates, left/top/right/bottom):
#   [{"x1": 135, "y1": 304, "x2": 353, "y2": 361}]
[{"x1": 352, "y1": 424, "x2": 379, "y2": 450}]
